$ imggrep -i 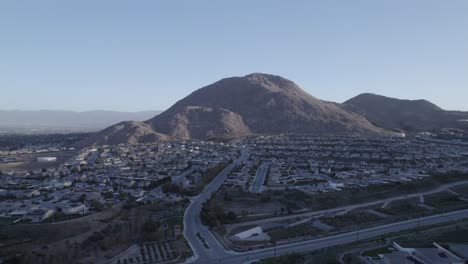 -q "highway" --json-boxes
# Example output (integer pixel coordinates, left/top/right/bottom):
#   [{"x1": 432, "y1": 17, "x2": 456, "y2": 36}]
[{"x1": 249, "y1": 163, "x2": 269, "y2": 193}]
